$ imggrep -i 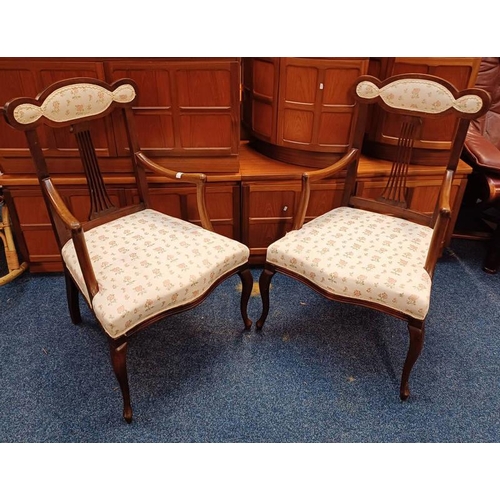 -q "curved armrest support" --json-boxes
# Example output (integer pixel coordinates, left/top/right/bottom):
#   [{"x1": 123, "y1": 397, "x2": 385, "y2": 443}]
[
  {"x1": 42, "y1": 178, "x2": 81, "y2": 230},
  {"x1": 135, "y1": 152, "x2": 213, "y2": 231},
  {"x1": 135, "y1": 152, "x2": 207, "y2": 185},
  {"x1": 304, "y1": 148, "x2": 360, "y2": 182},
  {"x1": 292, "y1": 148, "x2": 360, "y2": 231},
  {"x1": 425, "y1": 170, "x2": 453, "y2": 277},
  {"x1": 42, "y1": 178, "x2": 99, "y2": 299}
]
